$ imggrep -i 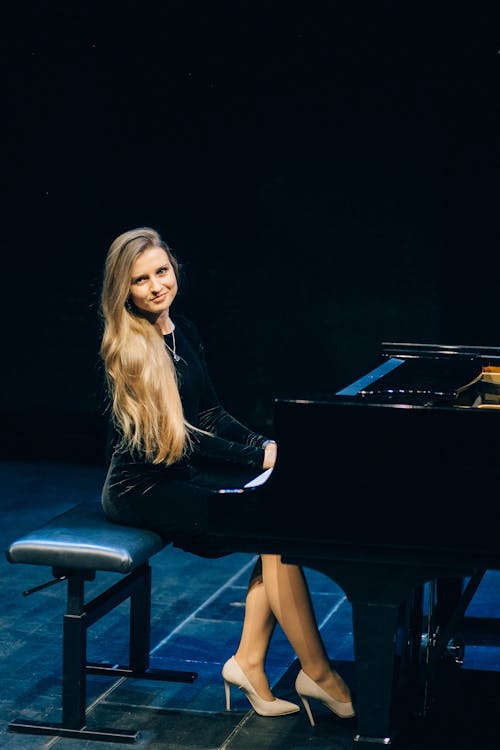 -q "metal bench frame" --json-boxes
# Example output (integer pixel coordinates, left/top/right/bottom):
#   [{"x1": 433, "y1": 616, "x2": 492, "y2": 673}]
[{"x1": 7, "y1": 506, "x2": 197, "y2": 743}]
